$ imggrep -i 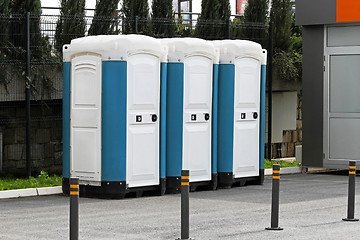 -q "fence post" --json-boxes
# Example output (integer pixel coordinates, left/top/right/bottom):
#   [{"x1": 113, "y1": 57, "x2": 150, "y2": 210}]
[
  {"x1": 266, "y1": 164, "x2": 283, "y2": 230},
  {"x1": 25, "y1": 12, "x2": 31, "y2": 178},
  {"x1": 177, "y1": 170, "x2": 191, "y2": 240},
  {"x1": 267, "y1": 21, "x2": 274, "y2": 160},
  {"x1": 70, "y1": 178, "x2": 80, "y2": 240},
  {"x1": 343, "y1": 161, "x2": 359, "y2": 222},
  {"x1": 178, "y1": 0, "x2": 181, "y2": 20},
  {"x1": 134, "y1": 16, "x2": 139, "y2": 34},
  {"x1": 226, "y1": 19, "x2": 231, "y2": 39}
]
